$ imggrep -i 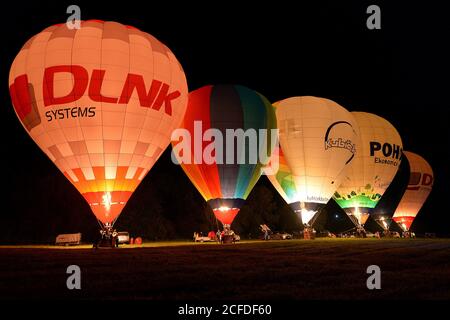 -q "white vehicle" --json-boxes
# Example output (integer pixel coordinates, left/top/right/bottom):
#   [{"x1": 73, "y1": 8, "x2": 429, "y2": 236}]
[
  {"x1": 195, "y1": 234, "x2": 214, "y2": 242},
  {"x1": 55, "y1": 233, "x2": 82, "y2": 246},
  {"x1": 117, "y1": 232, "x2": 130, "y2": 244}
]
